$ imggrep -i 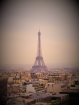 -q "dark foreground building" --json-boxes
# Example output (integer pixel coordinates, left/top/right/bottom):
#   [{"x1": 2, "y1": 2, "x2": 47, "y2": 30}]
[
  {"x1": 60, "y1": 90, "x2": 79, "y2": 105},
  {"x1": 0, "y1": 78, "x2": 8, "y2": 105}
]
